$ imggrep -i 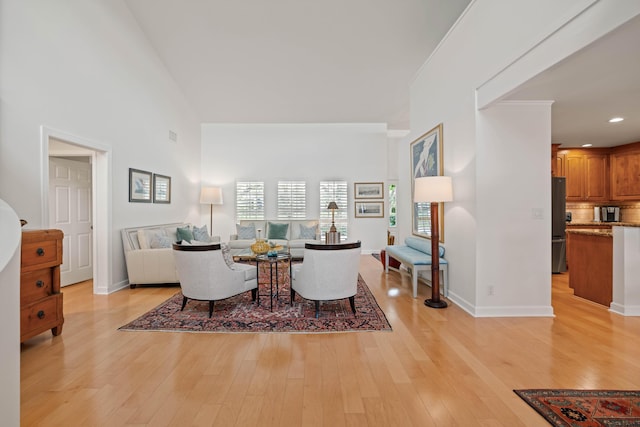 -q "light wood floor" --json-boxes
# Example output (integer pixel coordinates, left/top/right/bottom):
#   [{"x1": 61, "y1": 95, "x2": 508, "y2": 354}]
[{"x1": 21, "y1": 255, "x2": 640, "y2": 426}]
